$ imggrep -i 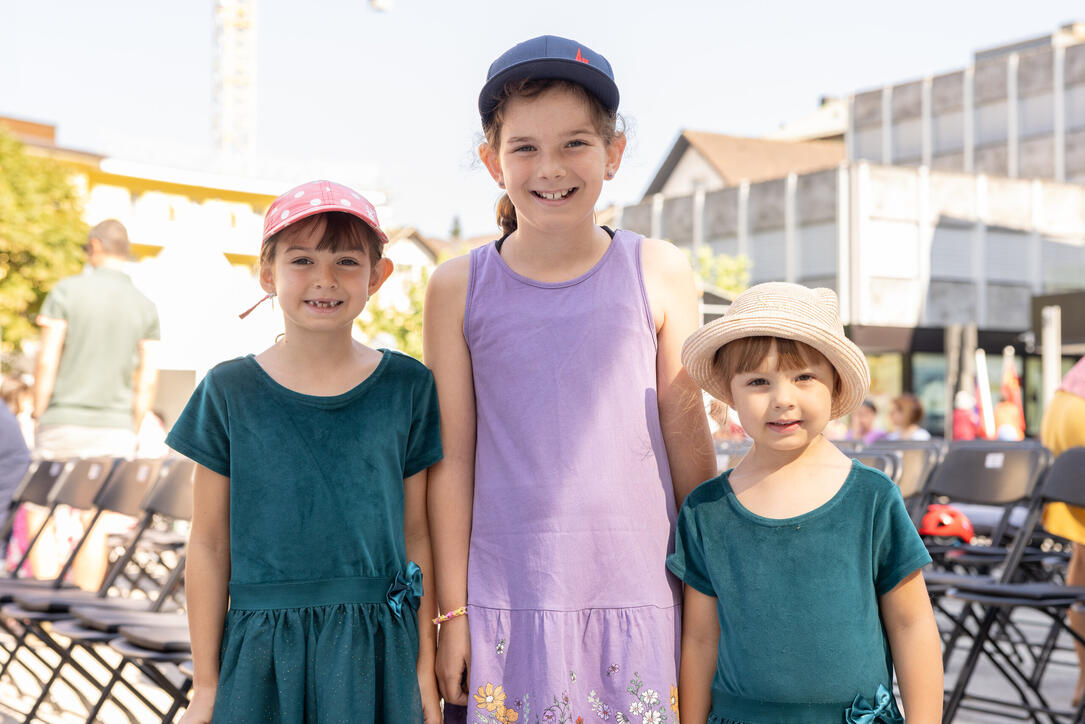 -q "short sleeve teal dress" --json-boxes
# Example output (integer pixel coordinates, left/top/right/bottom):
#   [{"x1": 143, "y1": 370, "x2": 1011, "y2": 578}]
[
  {"x1": 166, "y1": 350, "x2": 442, "y2": 723},
  {"x1": 667, "y1": 461, "x2": 930, "y2": 724}
]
